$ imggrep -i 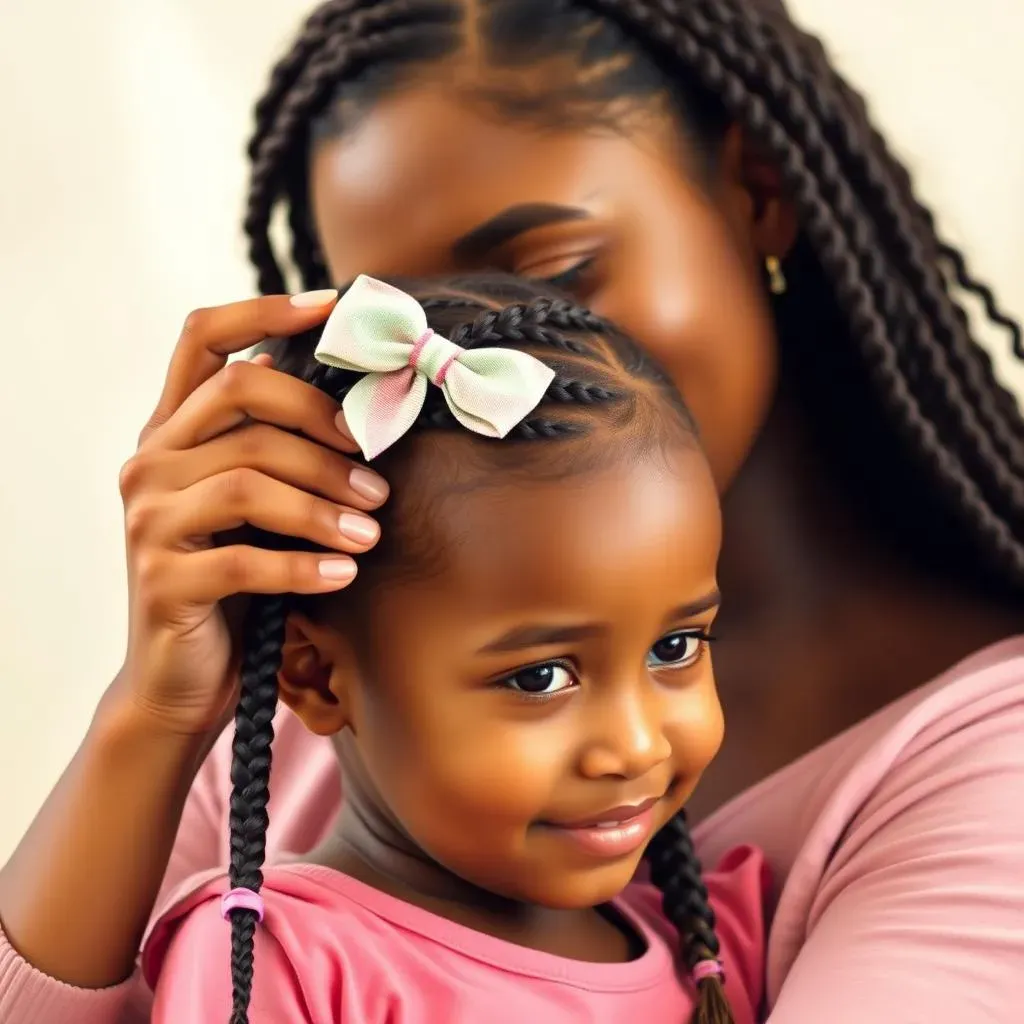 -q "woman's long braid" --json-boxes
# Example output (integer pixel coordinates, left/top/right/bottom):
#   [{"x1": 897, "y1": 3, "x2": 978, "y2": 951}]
[
  {"x1": 226, "y1": 594, "x2": 291, "y2": 1024},
  {"x1": 245, "y1": 0, "x2": 461, "y2": 294},
  {"x1": 676, "y1": 0, "x2": 1024, "y2": 471},
  {"x1": 578, "y1": 0, "x2": 1024, "y2": 580}
]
